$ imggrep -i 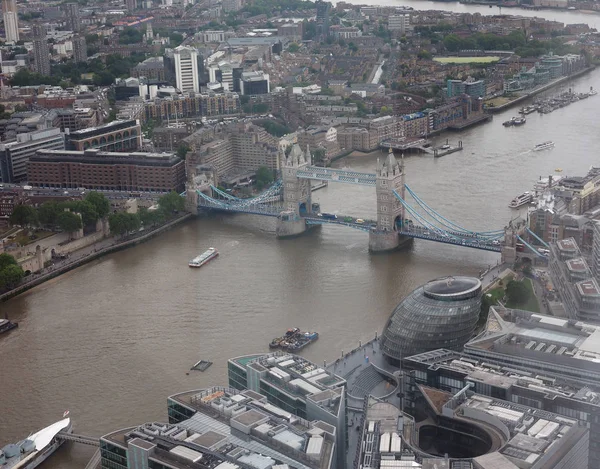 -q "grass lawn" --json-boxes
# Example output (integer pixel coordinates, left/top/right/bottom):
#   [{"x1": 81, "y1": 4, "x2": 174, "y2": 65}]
[
  {"x1": 433, "y1": 56, "x2": 500, "y2": 64},
  {"x1": 14, "y1": 229, "x2": 54, "y2": 247},
  {"x1": 484, "y1": 96, "x2": 515, "y2": 107},
  {"x1": 505, "y1": 278, "x2": 540, "y2": 313}
]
